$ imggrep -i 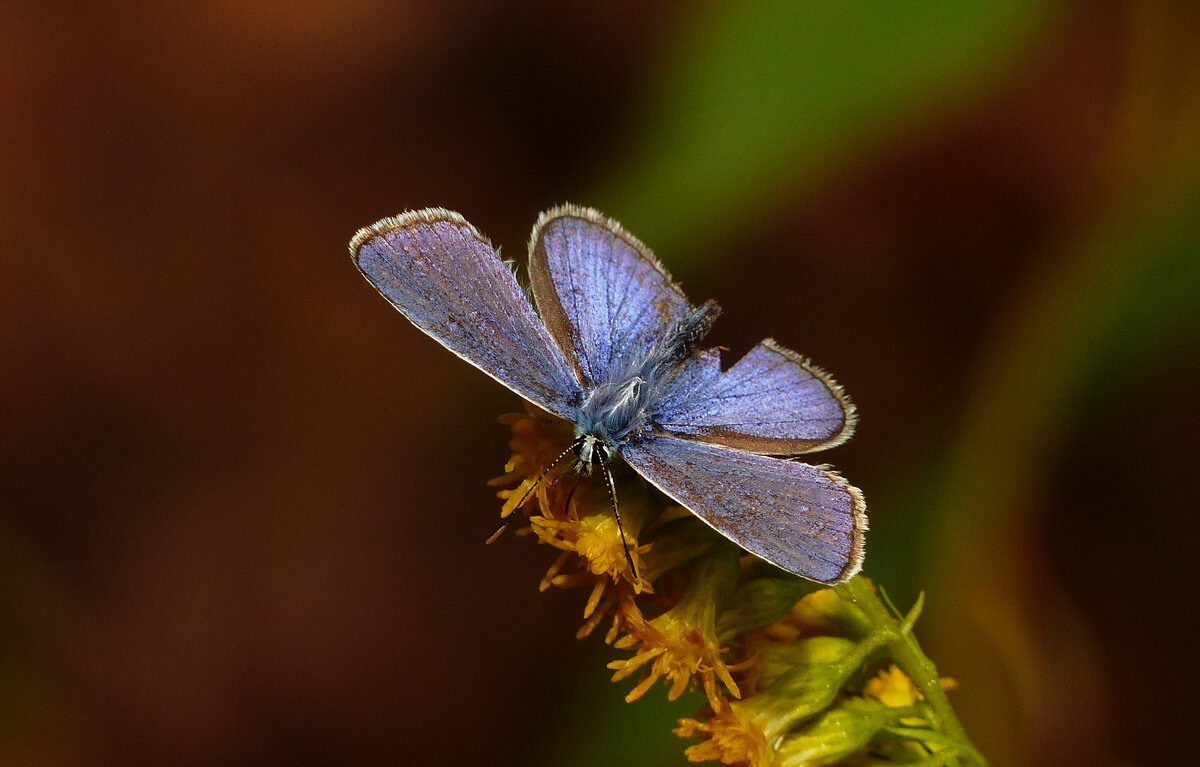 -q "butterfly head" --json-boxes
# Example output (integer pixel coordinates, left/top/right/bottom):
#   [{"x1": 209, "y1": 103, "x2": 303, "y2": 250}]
[{"x1": 572, "y1": 433, "x2": 613, "y2": 475}]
